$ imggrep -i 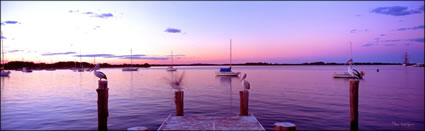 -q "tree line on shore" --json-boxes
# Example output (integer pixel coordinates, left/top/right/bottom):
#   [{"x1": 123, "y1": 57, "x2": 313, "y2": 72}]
[{"x1": 1, "y1": 61, "x2": 412, "y2": 70}]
